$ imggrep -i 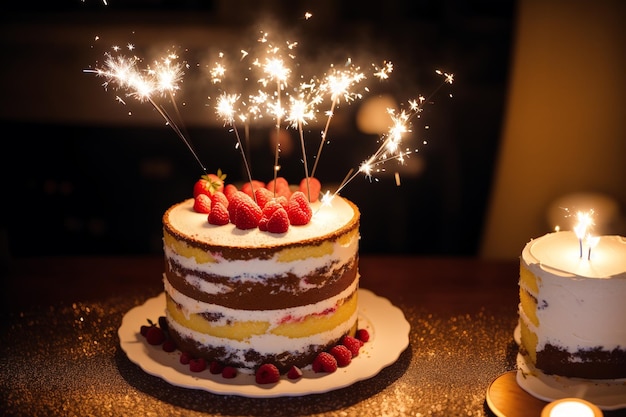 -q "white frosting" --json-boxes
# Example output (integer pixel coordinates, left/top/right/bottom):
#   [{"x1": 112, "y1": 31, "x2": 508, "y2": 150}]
[
  {"x1": 165, "y1": 196, "x2": 356, "y2": 248},
  {"x1": 520, "y1": 231, "x2": 626, "y2": 352}
]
